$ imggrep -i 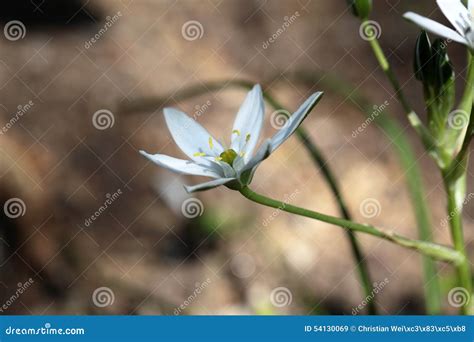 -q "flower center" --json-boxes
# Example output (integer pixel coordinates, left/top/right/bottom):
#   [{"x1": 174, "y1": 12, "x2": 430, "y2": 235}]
[{"x1": 219, "y1": 149, "x2": 238, "y2": 165}]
